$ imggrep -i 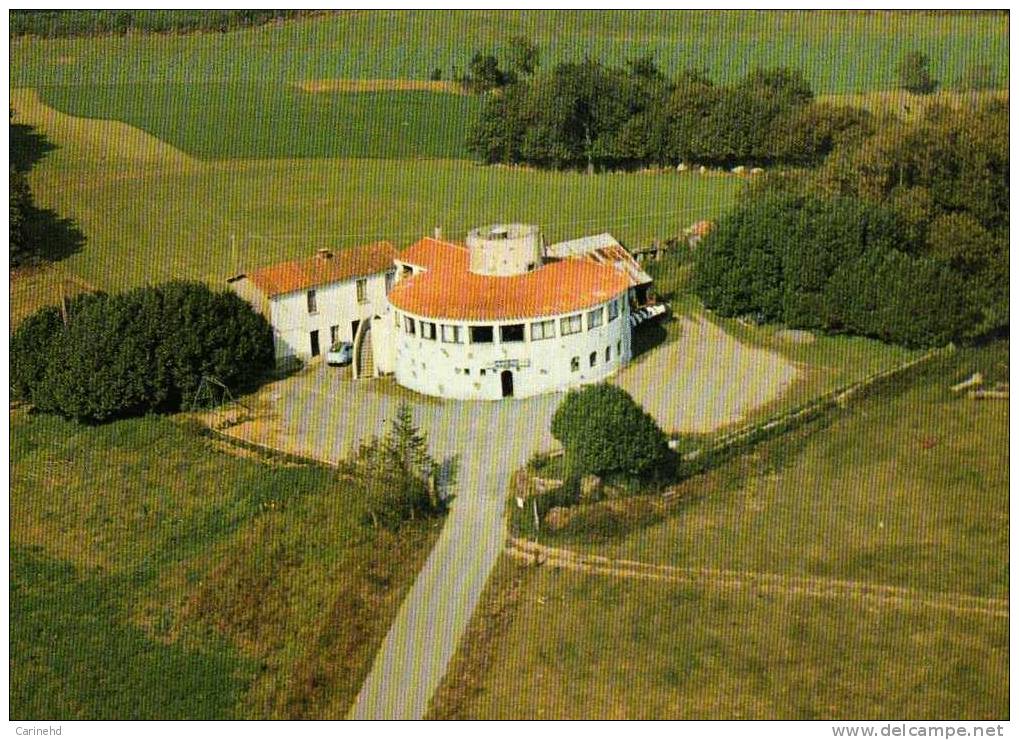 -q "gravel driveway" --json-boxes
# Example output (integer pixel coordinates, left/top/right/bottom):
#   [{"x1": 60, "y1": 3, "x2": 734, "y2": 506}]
[{"x1": 219, "y1": 313, "x2": 797, "y2": 718}]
